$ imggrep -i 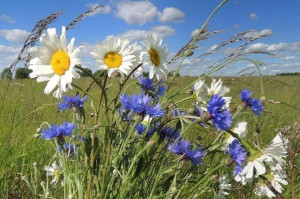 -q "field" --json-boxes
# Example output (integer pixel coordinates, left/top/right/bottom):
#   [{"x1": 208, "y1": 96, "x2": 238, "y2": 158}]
[{"x1": 0, "y1": 75, "x2": 300, "y2": 198}]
